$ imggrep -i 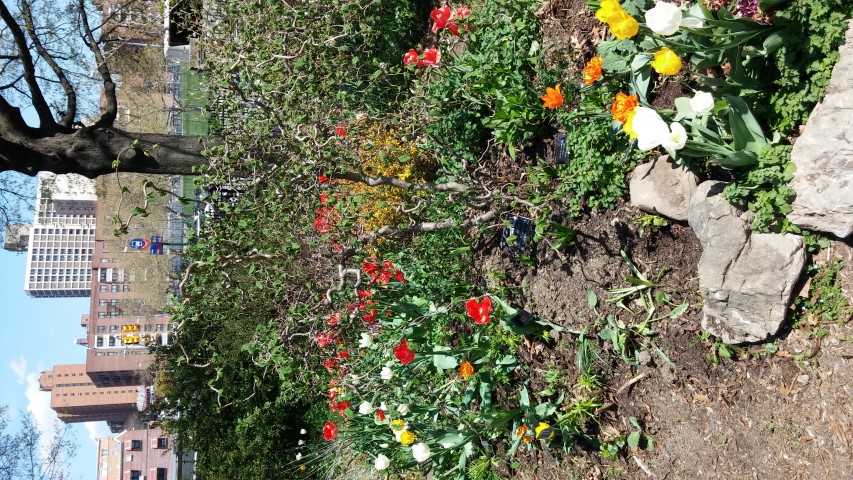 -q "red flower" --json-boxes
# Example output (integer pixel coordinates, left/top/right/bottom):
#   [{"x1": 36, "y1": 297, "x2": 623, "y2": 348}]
[
  {"x1": 319, "y1": 174, "x2": 329, "y2": 183},
  {"x1": 456, "y1": 5, "x2": 470, "y2": 17},
  {"x1": 316, "y1": 331, "x2": 334, "y2": 348},
  {"x1": 403, "y1": 48, "x2": 419, "y2": 66},
  {"x1": 394, "y1": 270, "x2": 405, "y2": 282},
  {"x1": 376, "y1": 409, "x2": 386, "y2": 421},
  {"x1": 358, "y1": 289, "x2": 373, "y2": 300},
  {"x1": 335, "y1": 123, "x2": 347, "y2": 137},
  {"x1": 421, "y1": 47, "x2": 441, "y2": 67},
  {"x1": 447, "y1": 23, "x2": 460, "y2": 35},
  {"x1": 330, "y1": 400, "x2": 350, "y2": 415},
  {"x1": 323, "y1": 422, "x2": 338, "y2": 441},
  {"x1": 328, "y1": 387, "x2": 338, "y2": 400},
  {"x1": 431, "y1": 5, "x2": 453, "y2": 32},
  {"x1": 466, "y1": 296, "x2": 492, "y2": 325},
  {"x1": 327, "y1": 313, "x2": 340, "y2": 326},
  {"x1": 314, "y1": 208, "x2": 333, "y2": 234},
  {"x1": 324, "y1": 358, "x2": 339, "y2": 371},
  {"x1": 337, "y1": 350, "x2": 350, "y2": 361},
  {"x1": 362, "y1": 259, "x2": 379, "y2": 276},
  {"x1": 394, "y1": 339, "x2": 415, "y2": 365},
  {"x1": 363, "y1": 309, "x2": 377, "y2": 323},
  {"x1": 319, "y1": 193, "x2": 329, "y2": 205}
]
